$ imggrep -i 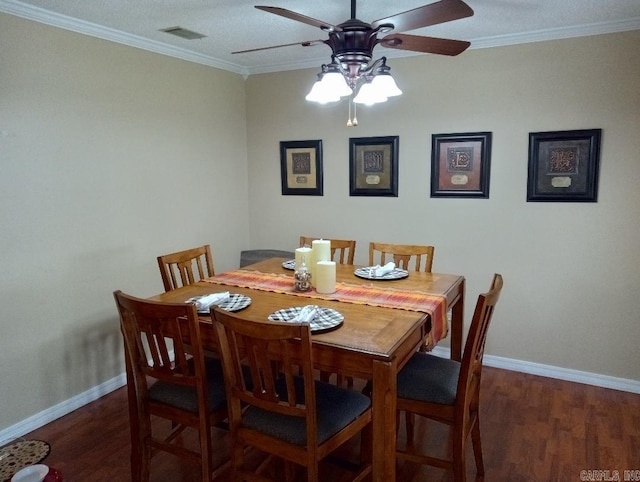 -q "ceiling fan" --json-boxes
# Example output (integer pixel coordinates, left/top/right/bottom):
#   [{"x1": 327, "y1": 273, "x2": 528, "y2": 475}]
[
  {"x1": 234, "y1": 0, "x2": 473, "y2": 113},
  {"x1": 233, "y1": 0, "x2": 473, "y2": 63}
]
